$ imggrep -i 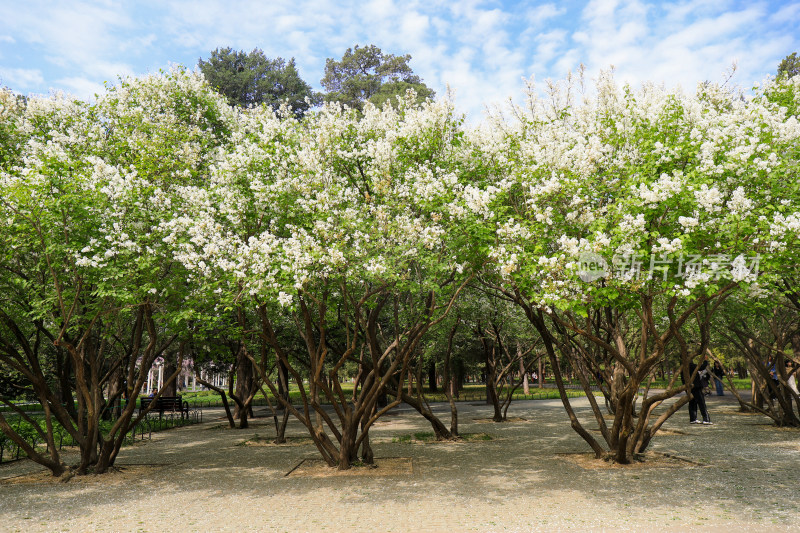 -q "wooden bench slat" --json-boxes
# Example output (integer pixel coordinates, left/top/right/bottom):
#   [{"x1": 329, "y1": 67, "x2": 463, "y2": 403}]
[{"x1": 139, "y1": 396, "x2": 190, "y2": 418}]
